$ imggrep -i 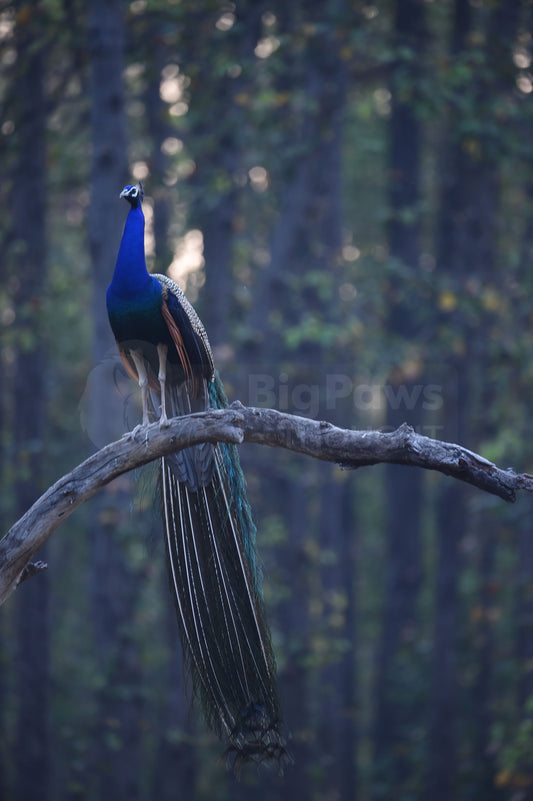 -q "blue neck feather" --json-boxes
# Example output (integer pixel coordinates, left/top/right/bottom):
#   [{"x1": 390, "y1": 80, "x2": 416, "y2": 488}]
[{"x1": 109, "y1": 204, "x2": 151, "y2": 298}]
